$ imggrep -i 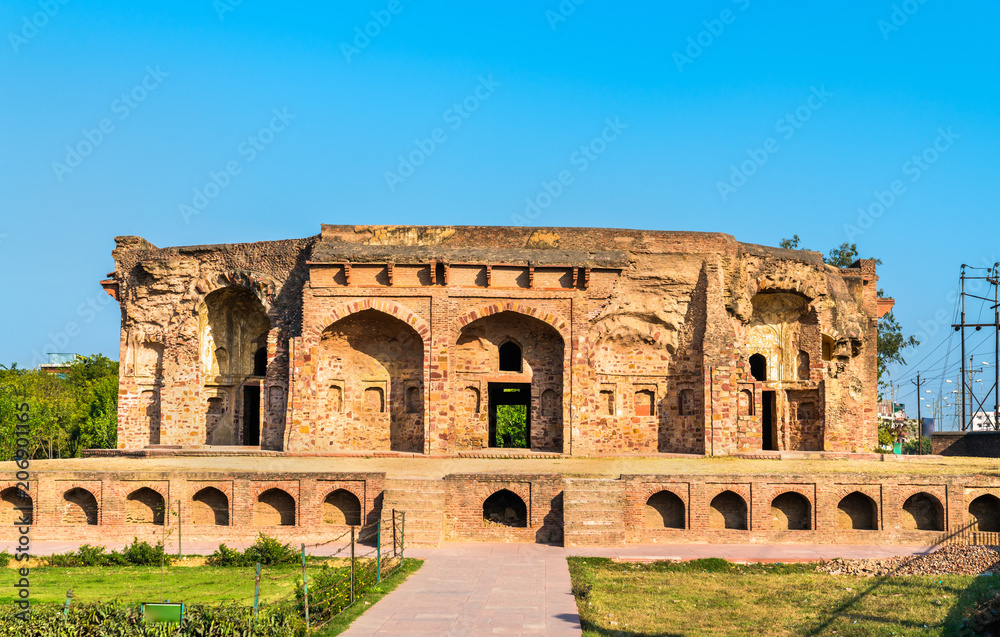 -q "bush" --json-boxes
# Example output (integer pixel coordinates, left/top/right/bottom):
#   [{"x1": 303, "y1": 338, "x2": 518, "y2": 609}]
[
  {"x1": 877, "y1": 421, "x2": 896, "y2": 448},
  {"x1": 0, "y1": 600, "x2": 303, "y2": 636},
  {"x1": 120, "y1": 537, "x2": 170, "y2": 566},
  {"x1": 43, "y1": 538, "x2": 171, "y2": 567},
  {"x1": 206, "y1": 543, "x2": 250, "y2": 567},
  {"x1": 245, "y1": 533, "x2": 297, "y2": 566},
  {"x1": 902, "y1": 437, "x2": 933, "y2": 455},
  {"x1": 0, "y1": 550, "x2": 11, "y2": 568},
  {"x1": 207, "y1": 533, "x2": 296, "y2": 567}
]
